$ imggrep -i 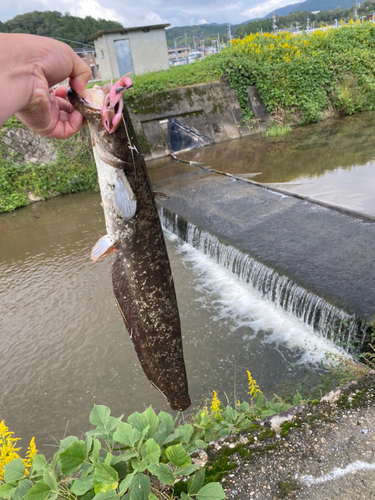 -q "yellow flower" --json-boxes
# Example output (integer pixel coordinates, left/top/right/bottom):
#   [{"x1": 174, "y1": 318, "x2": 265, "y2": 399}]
[
  {"x1": 211, "y1": 390, "x2": 222, "y2": 417},
  {"x1": 0, "y1": 421, "x2": 37, "y2": 480},
  {"x1": 247, "y1": 370, "x2": 263, "y2": 400}
]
